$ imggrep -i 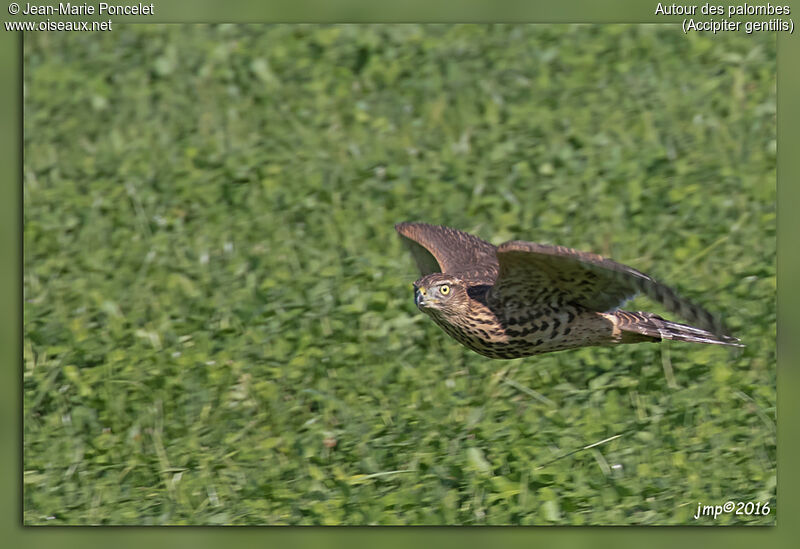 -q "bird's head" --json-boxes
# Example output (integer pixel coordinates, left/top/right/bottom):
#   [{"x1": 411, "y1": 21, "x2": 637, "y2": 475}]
[{"x1": 413, "y1": 273, "x2": 468, "y2": 316}]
